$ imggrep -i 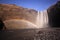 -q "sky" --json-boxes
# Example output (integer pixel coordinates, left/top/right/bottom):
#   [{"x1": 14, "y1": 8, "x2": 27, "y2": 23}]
[{"x1": 0, "y1": 0, "x2": 59, "y2": 11}]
